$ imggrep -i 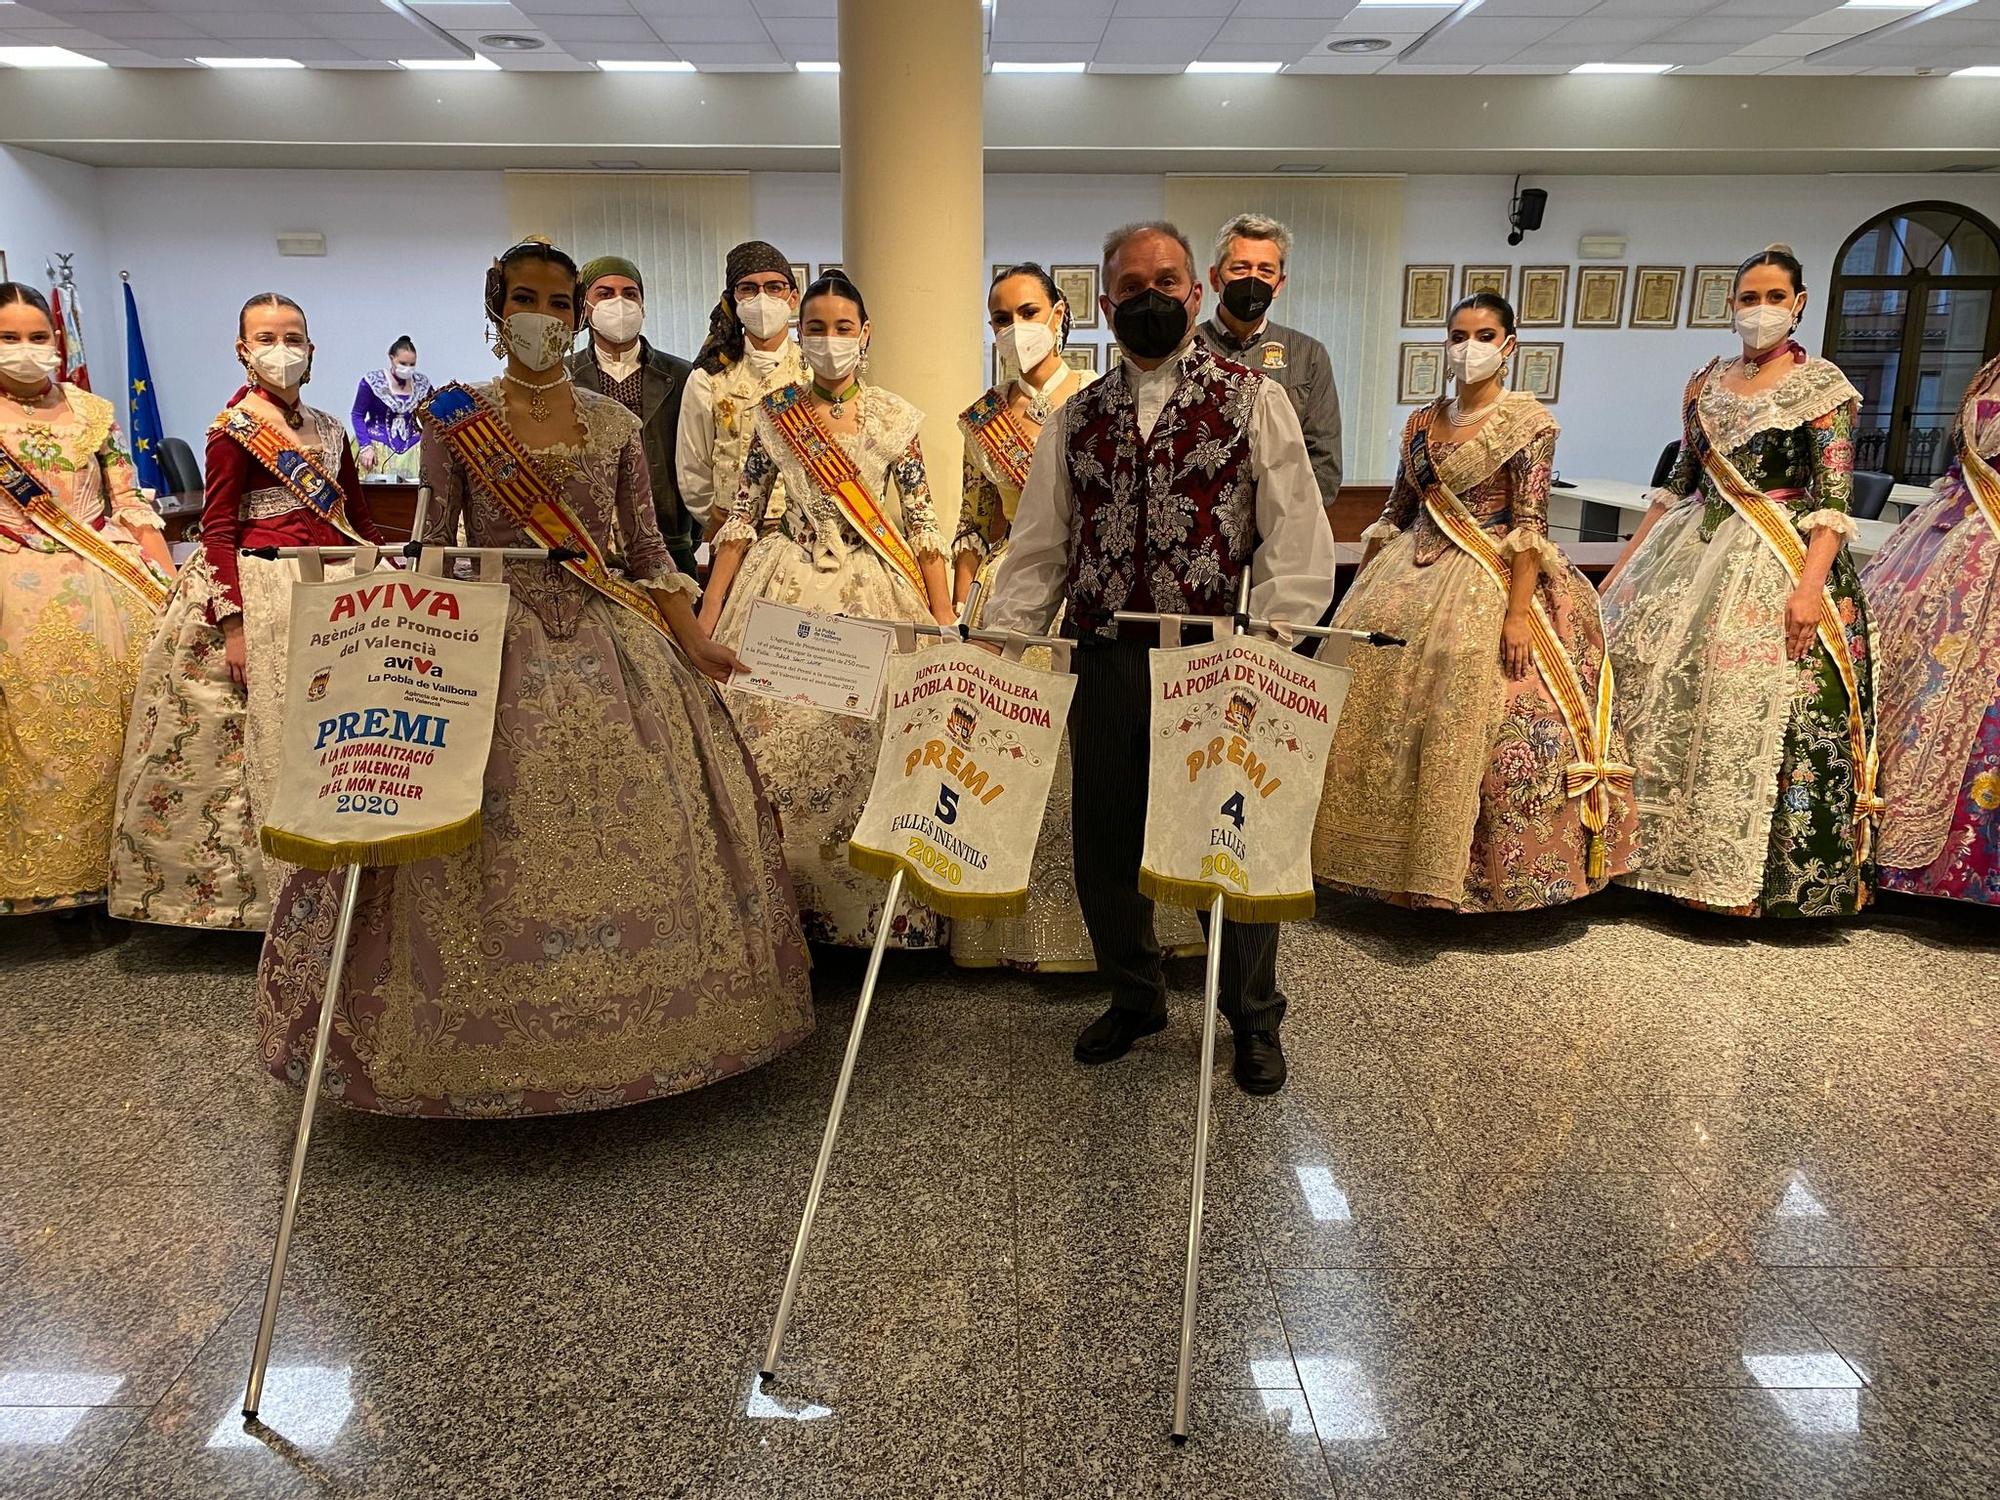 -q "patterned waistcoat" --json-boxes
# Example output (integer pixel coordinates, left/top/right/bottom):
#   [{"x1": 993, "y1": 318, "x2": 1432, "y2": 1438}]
[{"x1": 1063, "y1": 343, "x2": 1259, "y2": 636}]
